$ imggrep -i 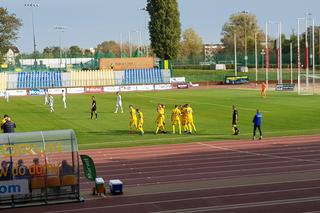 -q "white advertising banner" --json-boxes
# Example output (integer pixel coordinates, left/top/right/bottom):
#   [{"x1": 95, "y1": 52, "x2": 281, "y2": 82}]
[
  {"x1": 48, "y1": 88, "x2": 65, "y2": 95},
  {"x1": 170, "y1": 77, "x2": 186, "y2": 83},
  {"x1": 67, "y1": 87, "x2": 85, "y2": 94},
  {"x1": 0, "y1": 179, "x2": 30, "y2": 196},
  {"x1": 103, "y1": 86, "x2": 120, "y2": 93},
  {"x1": 136, "y1": 85, "x2": 154, "y2": 91},
  {"x1": 120, "y1": 85, "x2": 137, "y2": 92},
  {"x1": 0, "y1": 90, "x2": 5, "y2": 97},
  {"x1": 154, "y1": 84, "x2": 172, "y2": 90},
  {"x1": 7, "y1": 90, "x2": 28, "y2": 96}
]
